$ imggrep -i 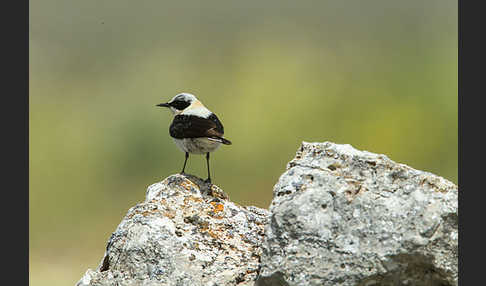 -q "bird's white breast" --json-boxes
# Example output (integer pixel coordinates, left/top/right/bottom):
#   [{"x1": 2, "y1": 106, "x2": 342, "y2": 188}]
[{"x1": 173, "y1": 137, "x2": 221, "y2": 154}]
